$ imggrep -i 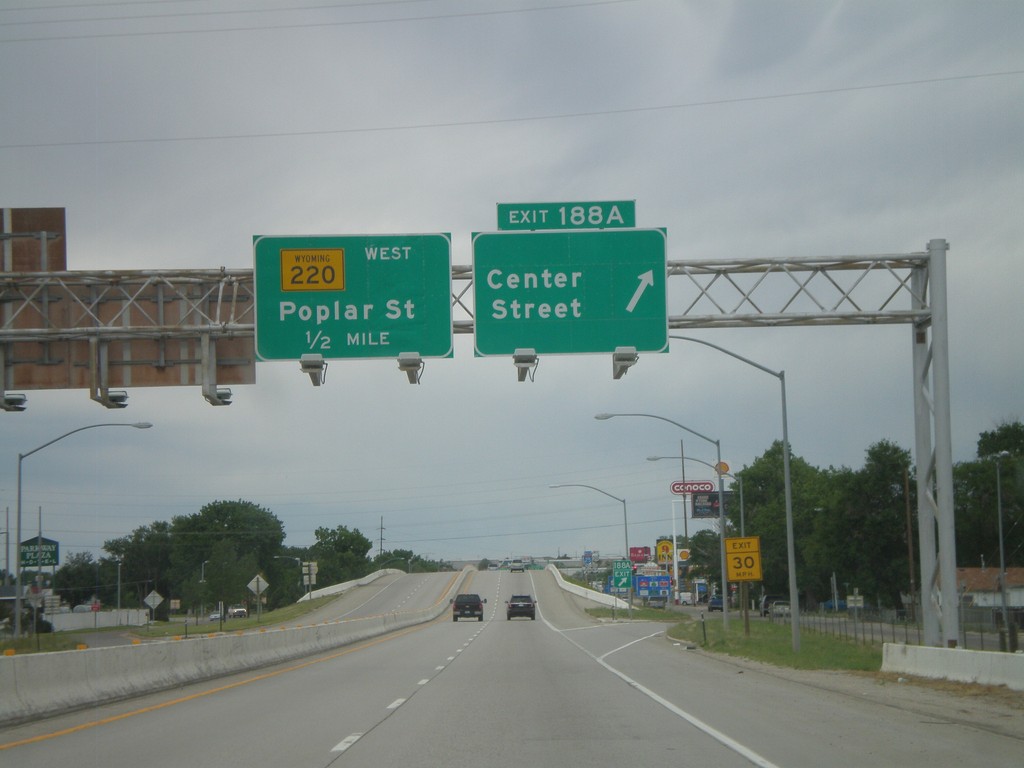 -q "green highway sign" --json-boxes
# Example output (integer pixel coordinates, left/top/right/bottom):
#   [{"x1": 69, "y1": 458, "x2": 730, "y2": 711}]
[
  {"x1": 472, "y1": 228, "x2": 668, "y2": 355},
  {"x1": 497, "y1": 200, "x2": 635, "y2": 230},
  {"x1": 613, "y1": 559, "x2": 632, "y2": 589},
  {"x1": 254, "y1": 234, "x2": 453, "y2": 360}
]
